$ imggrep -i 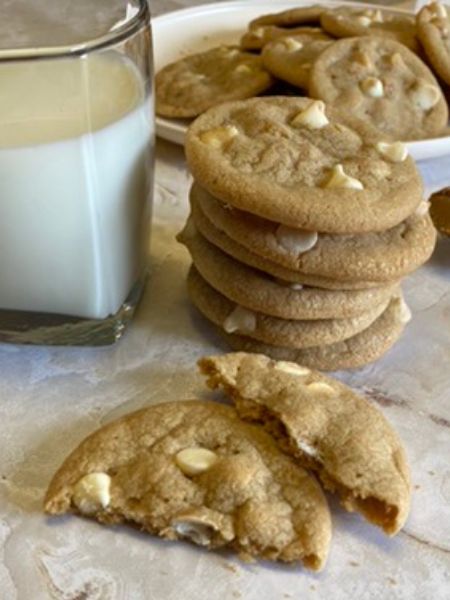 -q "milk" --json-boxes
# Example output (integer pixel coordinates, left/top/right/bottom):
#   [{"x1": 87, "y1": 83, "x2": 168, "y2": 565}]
[{"x1": 0, "y1": 52, "x2": 153, "y2": 319}]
